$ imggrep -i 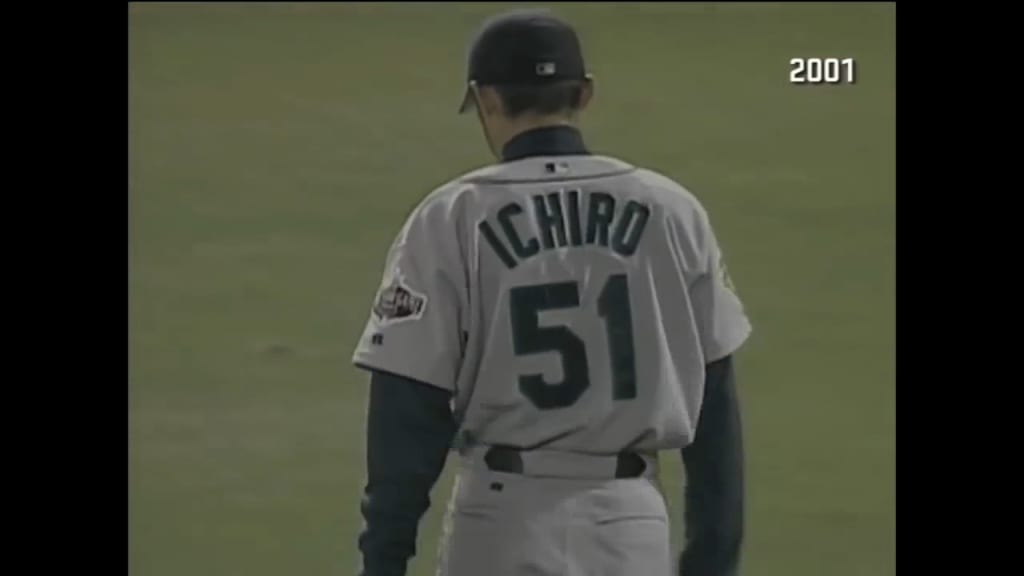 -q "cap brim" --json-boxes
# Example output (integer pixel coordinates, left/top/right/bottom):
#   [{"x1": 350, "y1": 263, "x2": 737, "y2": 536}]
[{"x1": 457, "y1": 81, "x2": 476, "y2": 114}]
